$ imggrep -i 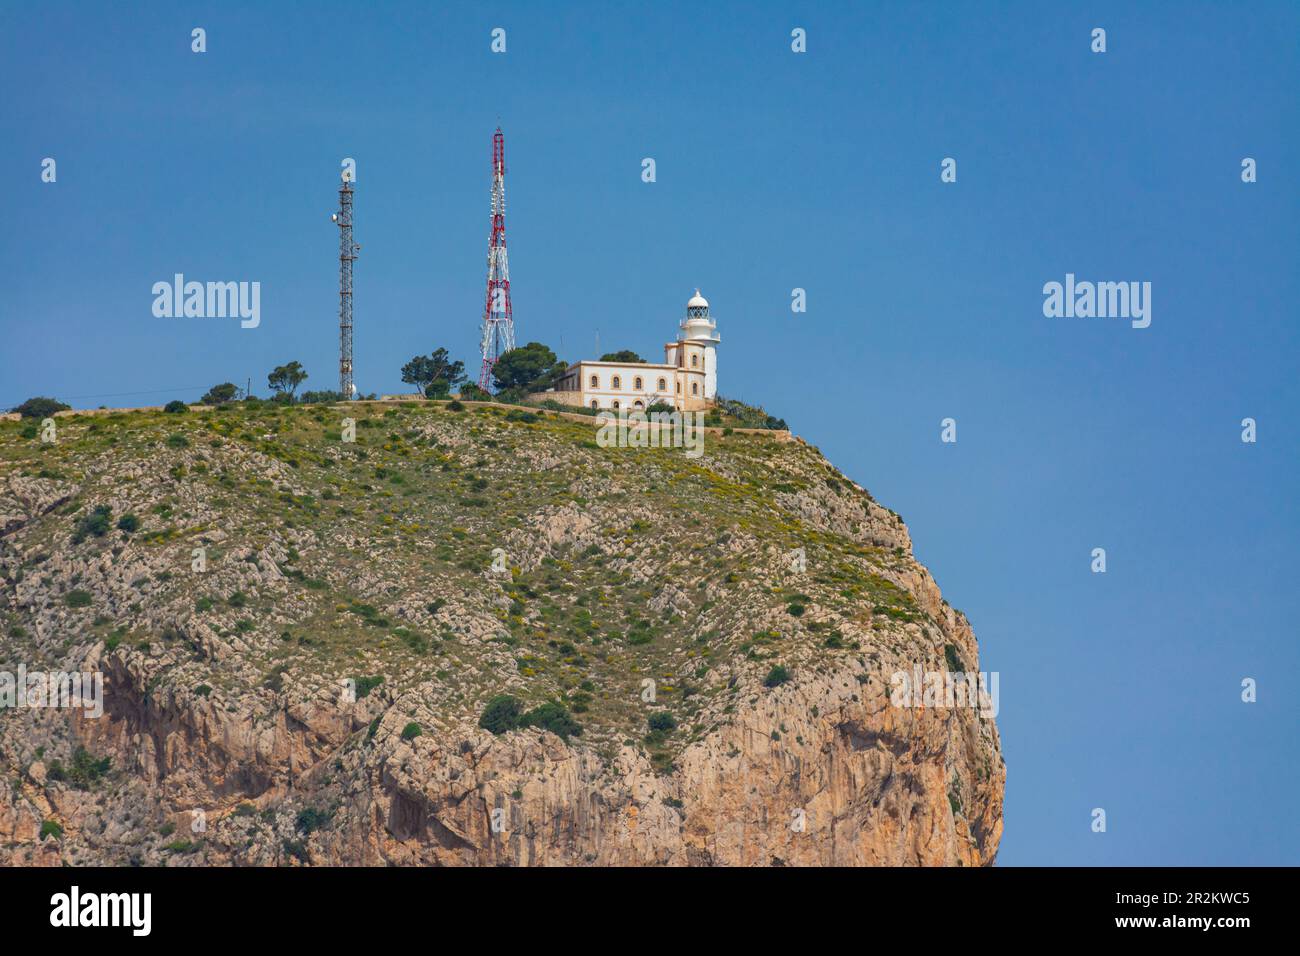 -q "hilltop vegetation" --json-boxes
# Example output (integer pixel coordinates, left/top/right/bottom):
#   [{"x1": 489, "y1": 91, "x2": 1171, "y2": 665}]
[{"x1": 0, "y1": 399, "x2": 1003, "y2": 866}]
